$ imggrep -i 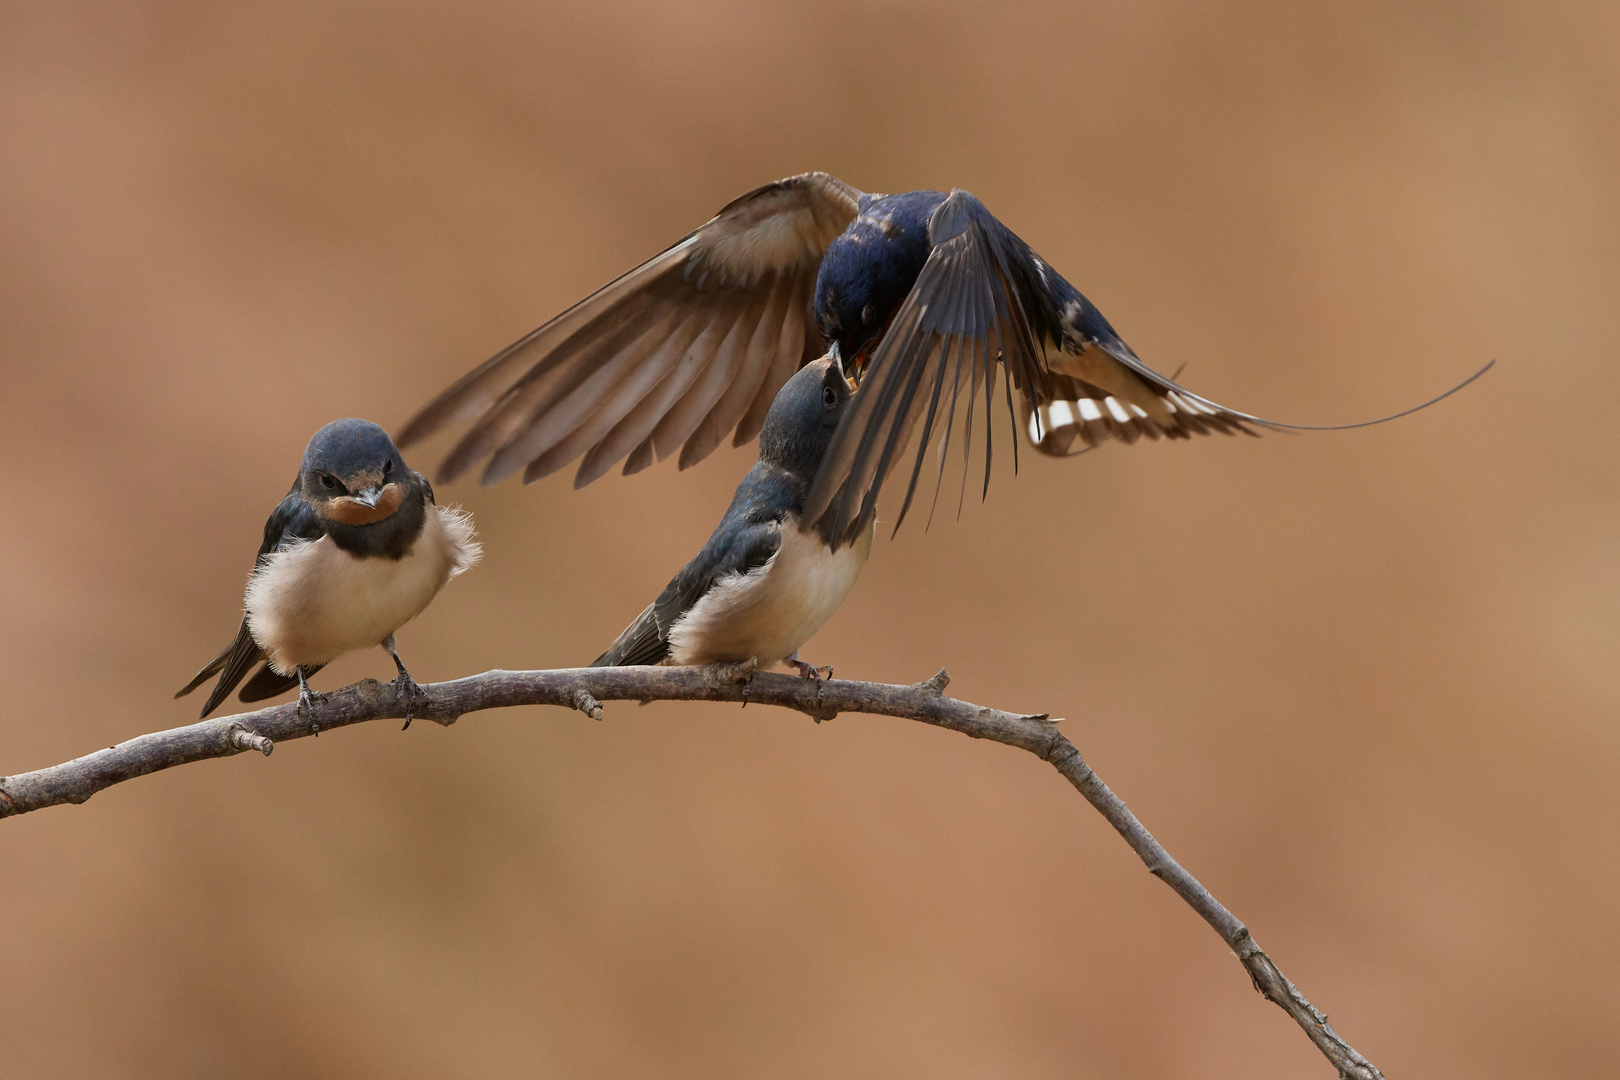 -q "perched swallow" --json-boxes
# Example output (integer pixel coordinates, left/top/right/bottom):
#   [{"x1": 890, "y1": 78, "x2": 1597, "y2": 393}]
[
  {"x1": 593, "y1": 357, "x2": 867, "y2": 675},
  {"x1": 402, "y1": 172, "x2": 1487, "y2": 548},
  {"x1": 177, "y1": 419, "x2": 481, "y2": 729}
]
